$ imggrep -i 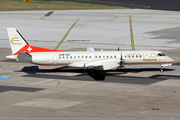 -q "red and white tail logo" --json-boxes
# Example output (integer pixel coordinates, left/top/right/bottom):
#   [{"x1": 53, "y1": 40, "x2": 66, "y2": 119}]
[
  {"x1": 7, "y1": 28, "x2": 64, "y2": 56},
  {"x1": 13, "y1": 44, "x2": 64, "y2": 55}
]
